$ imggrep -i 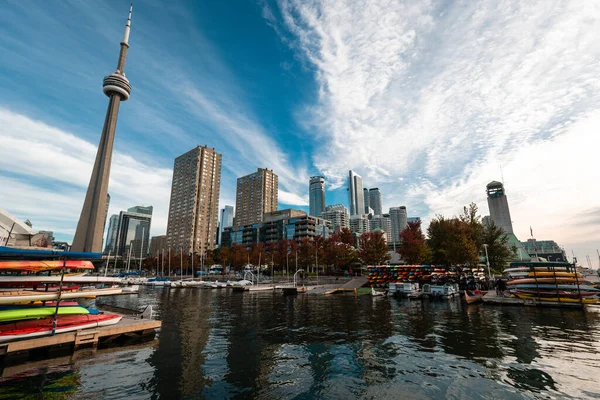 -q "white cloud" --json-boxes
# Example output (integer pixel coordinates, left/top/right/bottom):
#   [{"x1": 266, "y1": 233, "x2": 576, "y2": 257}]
[
  {"x1": 0, "y1": 108, "x2": 172, "y2": 240},
  {"x1": 274, "y1": 0, "x2": 600, "y2": 262}
]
